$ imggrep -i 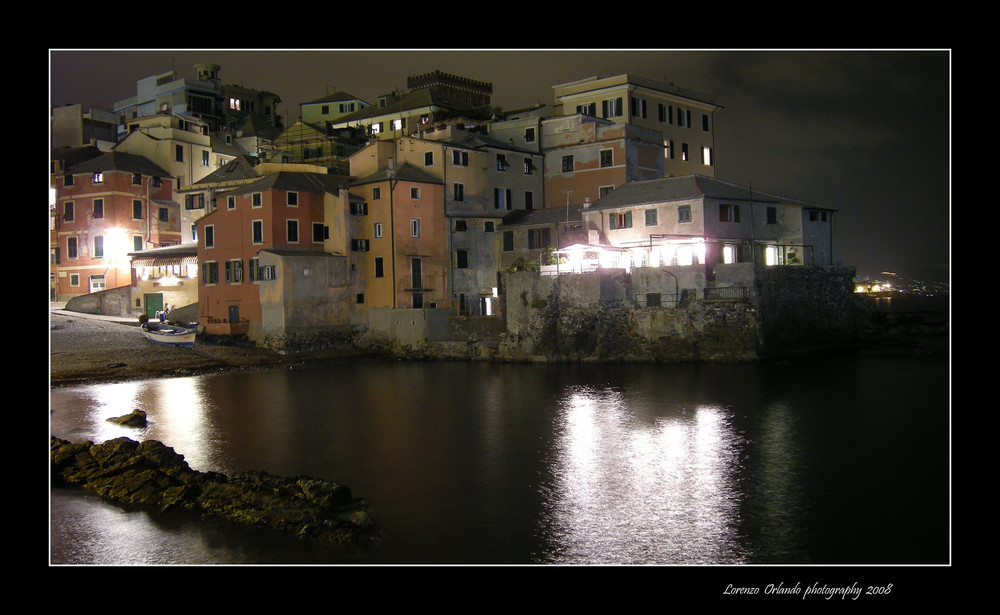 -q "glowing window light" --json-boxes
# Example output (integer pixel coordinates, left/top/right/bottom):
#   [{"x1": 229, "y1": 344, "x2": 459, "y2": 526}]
[
  {"x1": 765, "y1": 245, "x2": 778, "y2": 266},
  {"x1": 723, "y1": 245, "x2": 735, "y2": 264}
]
